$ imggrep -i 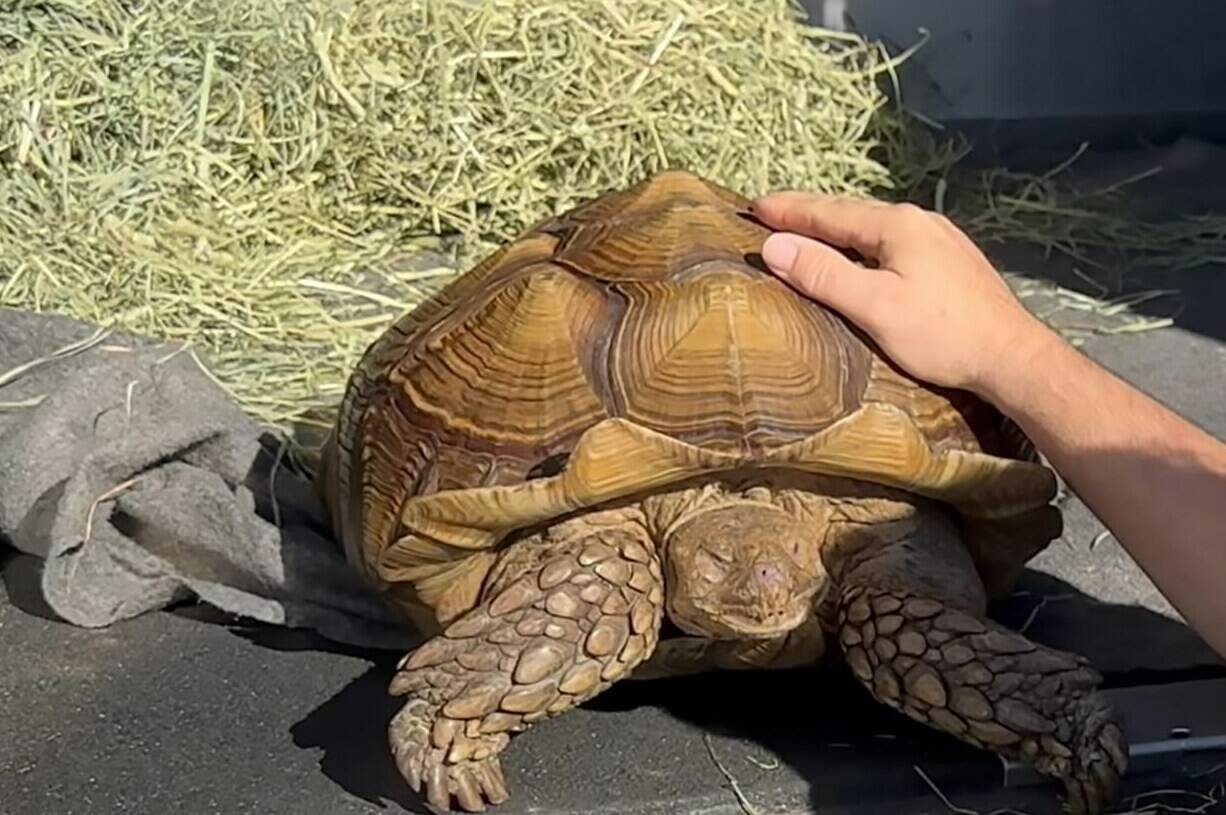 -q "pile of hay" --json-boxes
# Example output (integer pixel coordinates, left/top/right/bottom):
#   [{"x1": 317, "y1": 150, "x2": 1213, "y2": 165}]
[
  {"x1": 1, "y1": 0, "x2": 938, "y2": 434},
  {"x1": 0, "y1": 0, "x2": 1220, "y2": 436}
]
